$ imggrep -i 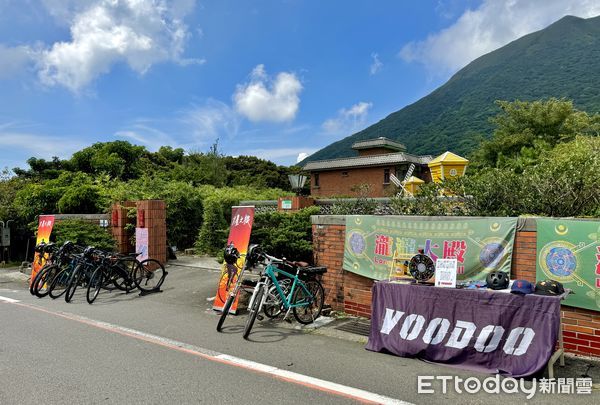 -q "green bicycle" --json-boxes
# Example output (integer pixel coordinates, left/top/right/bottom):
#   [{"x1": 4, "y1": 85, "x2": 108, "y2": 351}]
[{"x1": 242, "y1": 250, "x2": 326, "y2": 340}]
